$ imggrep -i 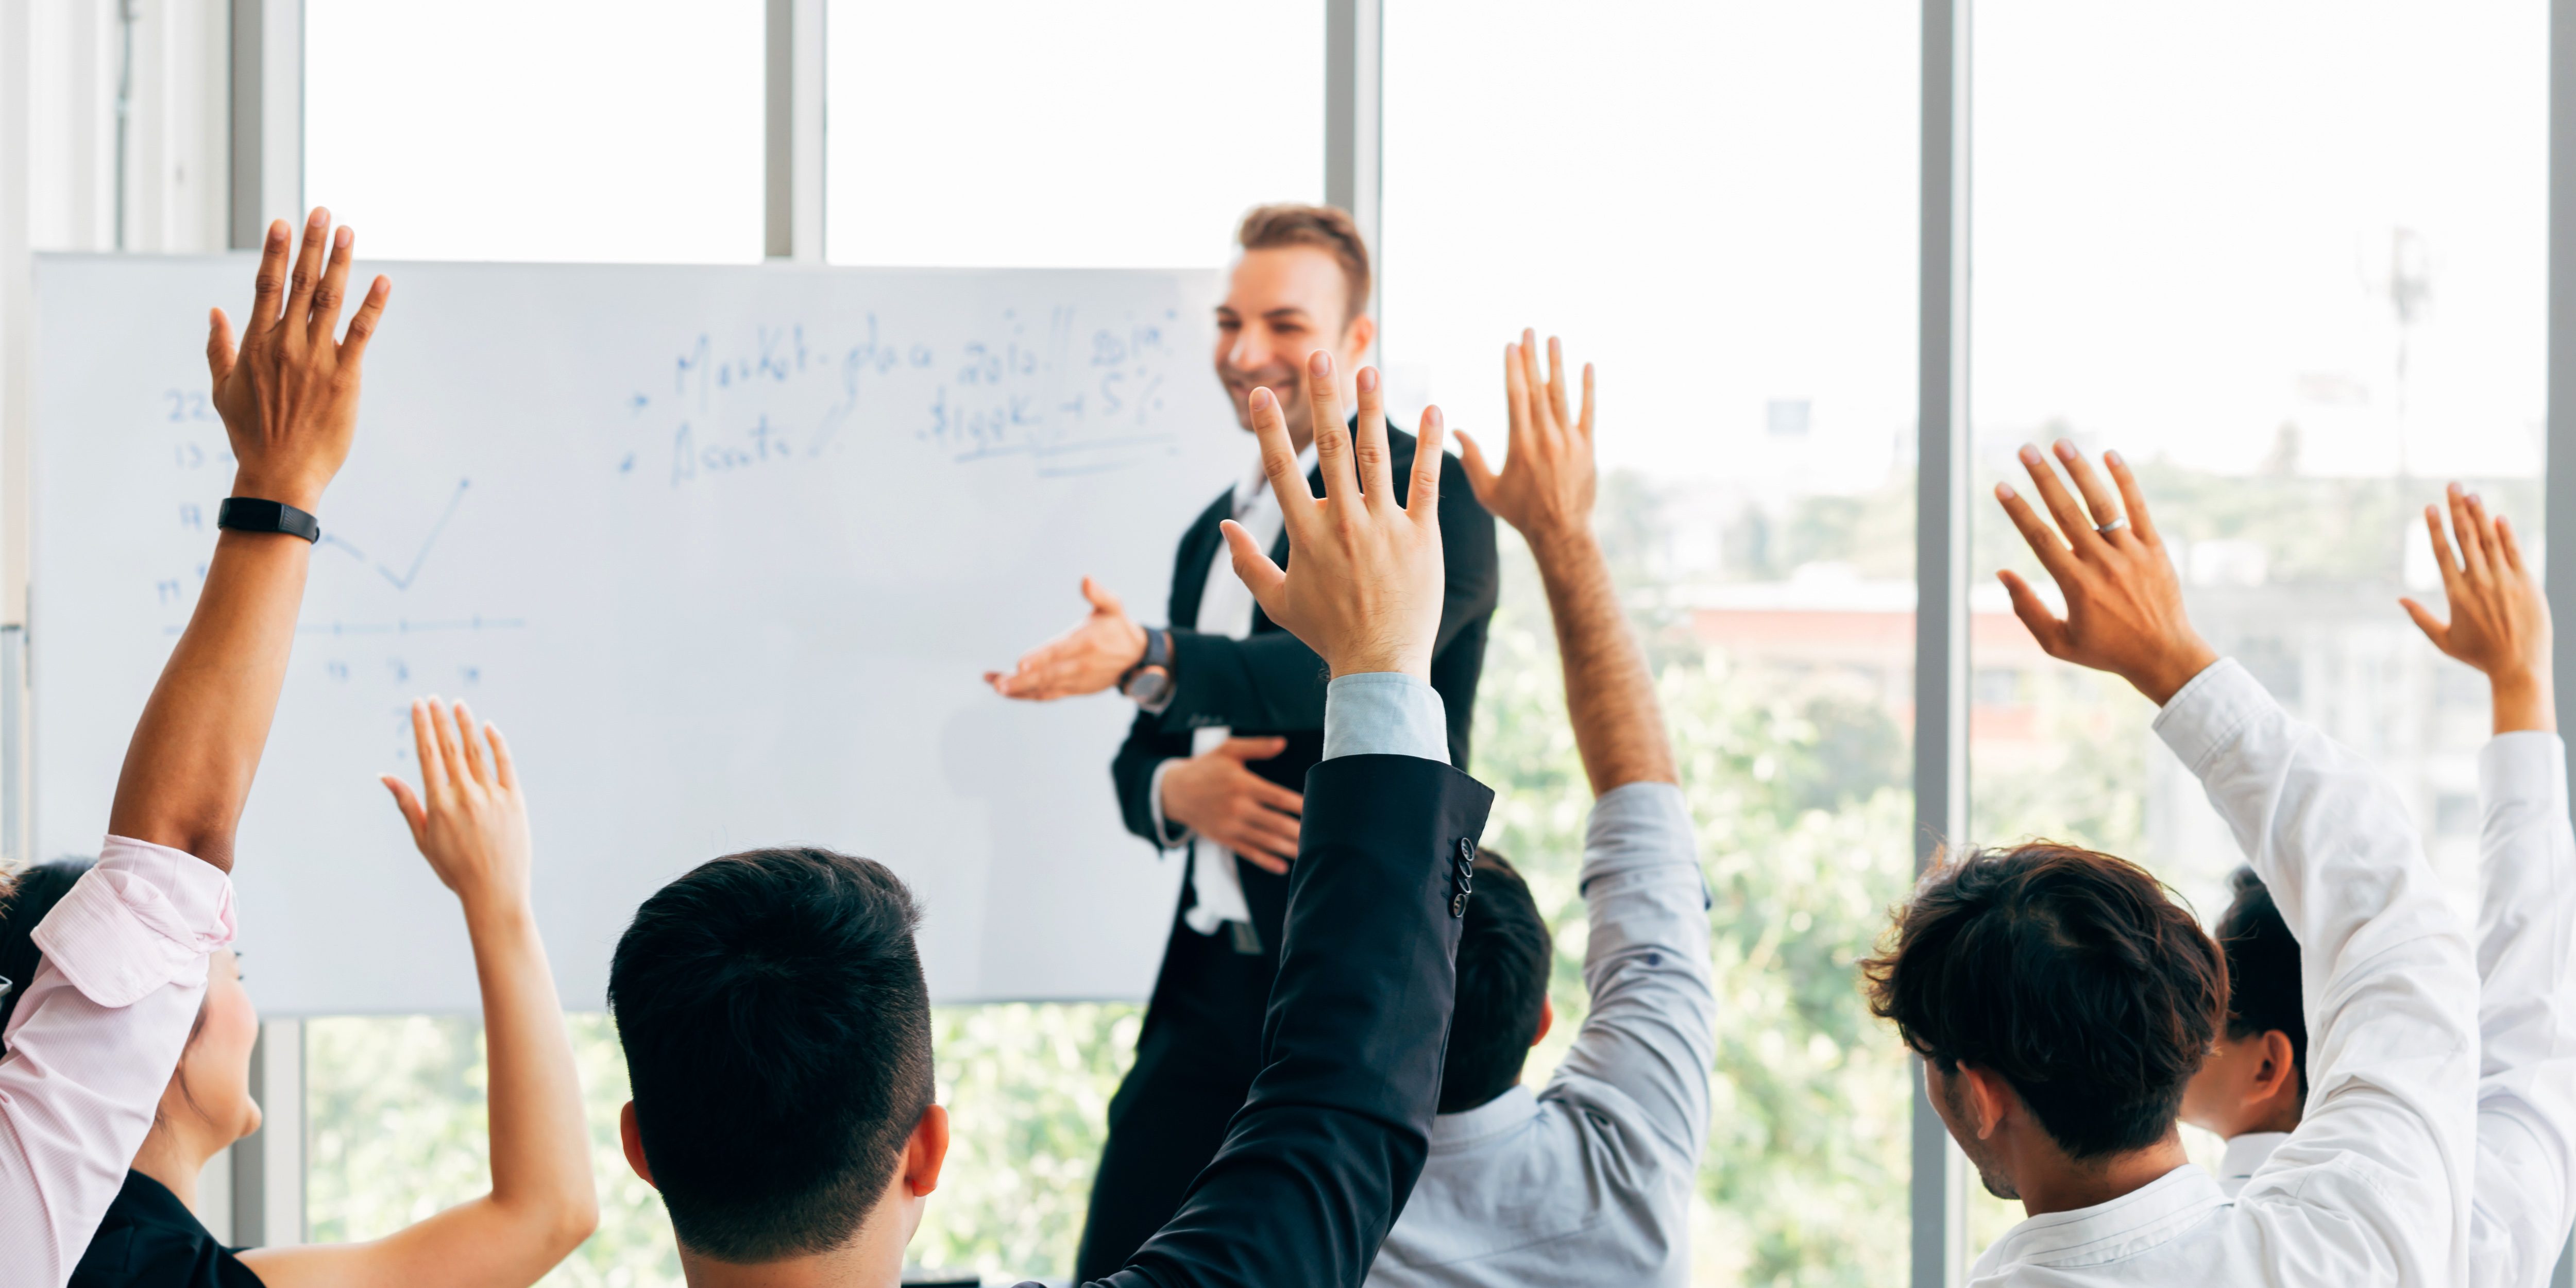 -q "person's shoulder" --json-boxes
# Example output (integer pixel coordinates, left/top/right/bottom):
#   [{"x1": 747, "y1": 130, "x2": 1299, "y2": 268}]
[{"x1": 71, "y1": 1173, "x2": 258, "y2": 1288}]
